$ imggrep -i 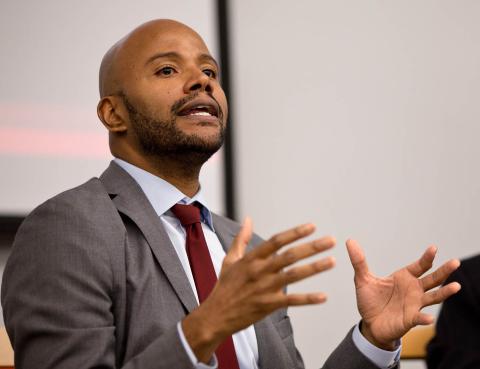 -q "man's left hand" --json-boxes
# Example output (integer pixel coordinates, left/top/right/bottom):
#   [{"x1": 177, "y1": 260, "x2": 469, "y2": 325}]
[{"x1": 346, "y1": 239, "x2": 461, "y2": 350}]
